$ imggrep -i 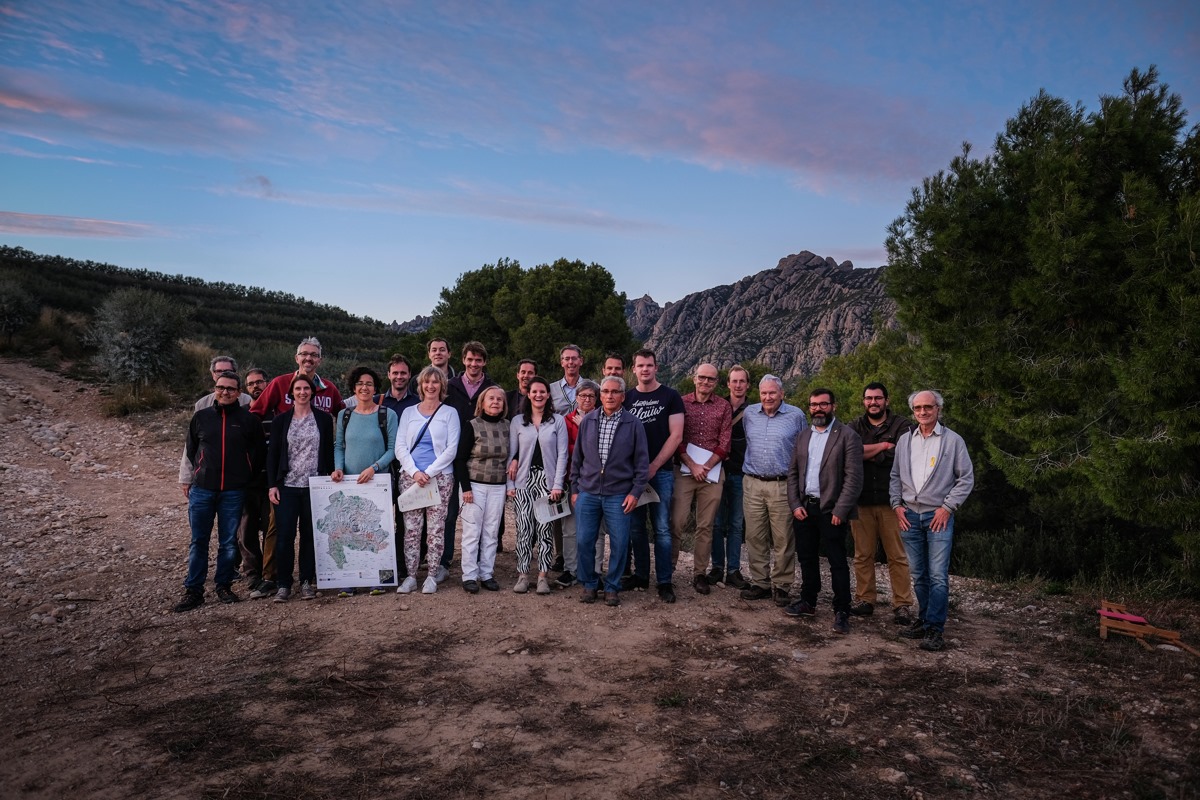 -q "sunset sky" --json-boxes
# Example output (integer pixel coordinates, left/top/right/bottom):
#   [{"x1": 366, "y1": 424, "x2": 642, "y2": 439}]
[{"x1": 2, "y1": 1, "x2": 1197, "y2": 323}]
